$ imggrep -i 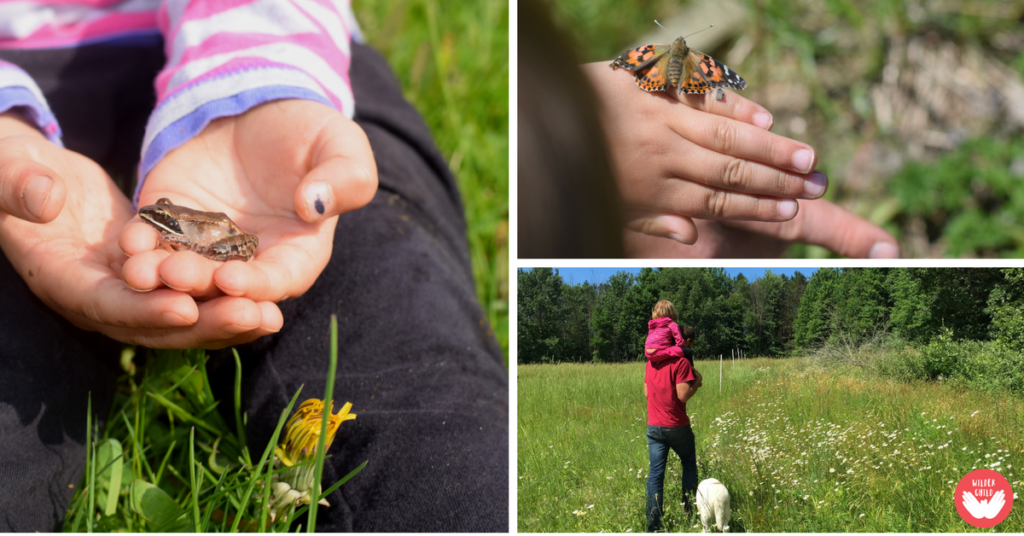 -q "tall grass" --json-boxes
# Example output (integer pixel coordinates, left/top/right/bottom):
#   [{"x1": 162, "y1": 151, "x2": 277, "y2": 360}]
[
  {"x1": 518, "y1": 359, "x2": 1024, "y2": 532},
  {"x1": 354, "y1": 1, "x2": 509, "y2": 358},
  {"x1": 64, "y1": 317, "x2": 366, "y2": 532}
]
